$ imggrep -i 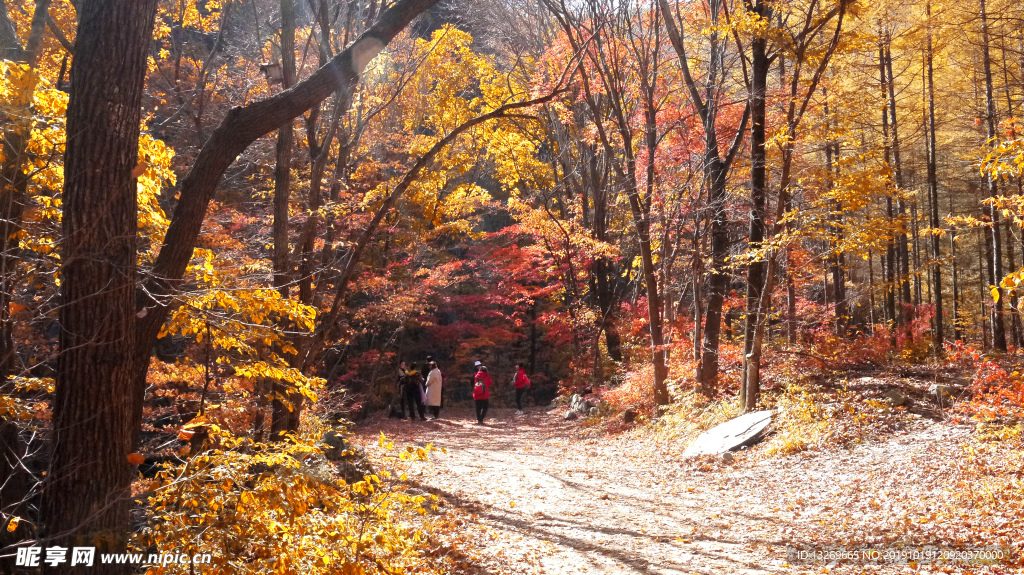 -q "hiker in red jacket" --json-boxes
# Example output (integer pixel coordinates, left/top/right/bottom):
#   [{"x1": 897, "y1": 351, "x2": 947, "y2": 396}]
[
  {"x1": 512, "y1": 362, "x2": 530, "y2": 415},
  {"x1": 473, "y1": 362, "x2": 492, "y2": 424}
]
